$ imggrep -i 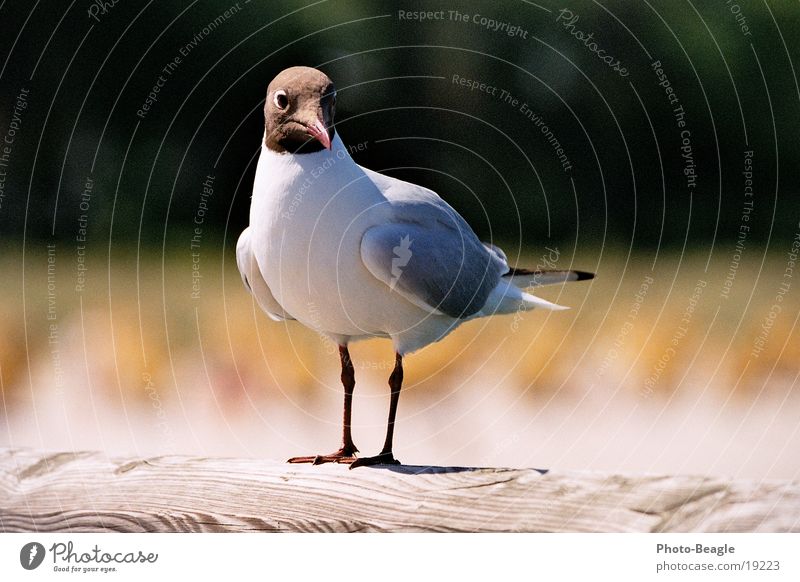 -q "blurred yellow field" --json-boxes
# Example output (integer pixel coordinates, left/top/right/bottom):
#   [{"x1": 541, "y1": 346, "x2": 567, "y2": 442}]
[{"x1": 2, "y1": 245, "x2": 798, "y2": 478}]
